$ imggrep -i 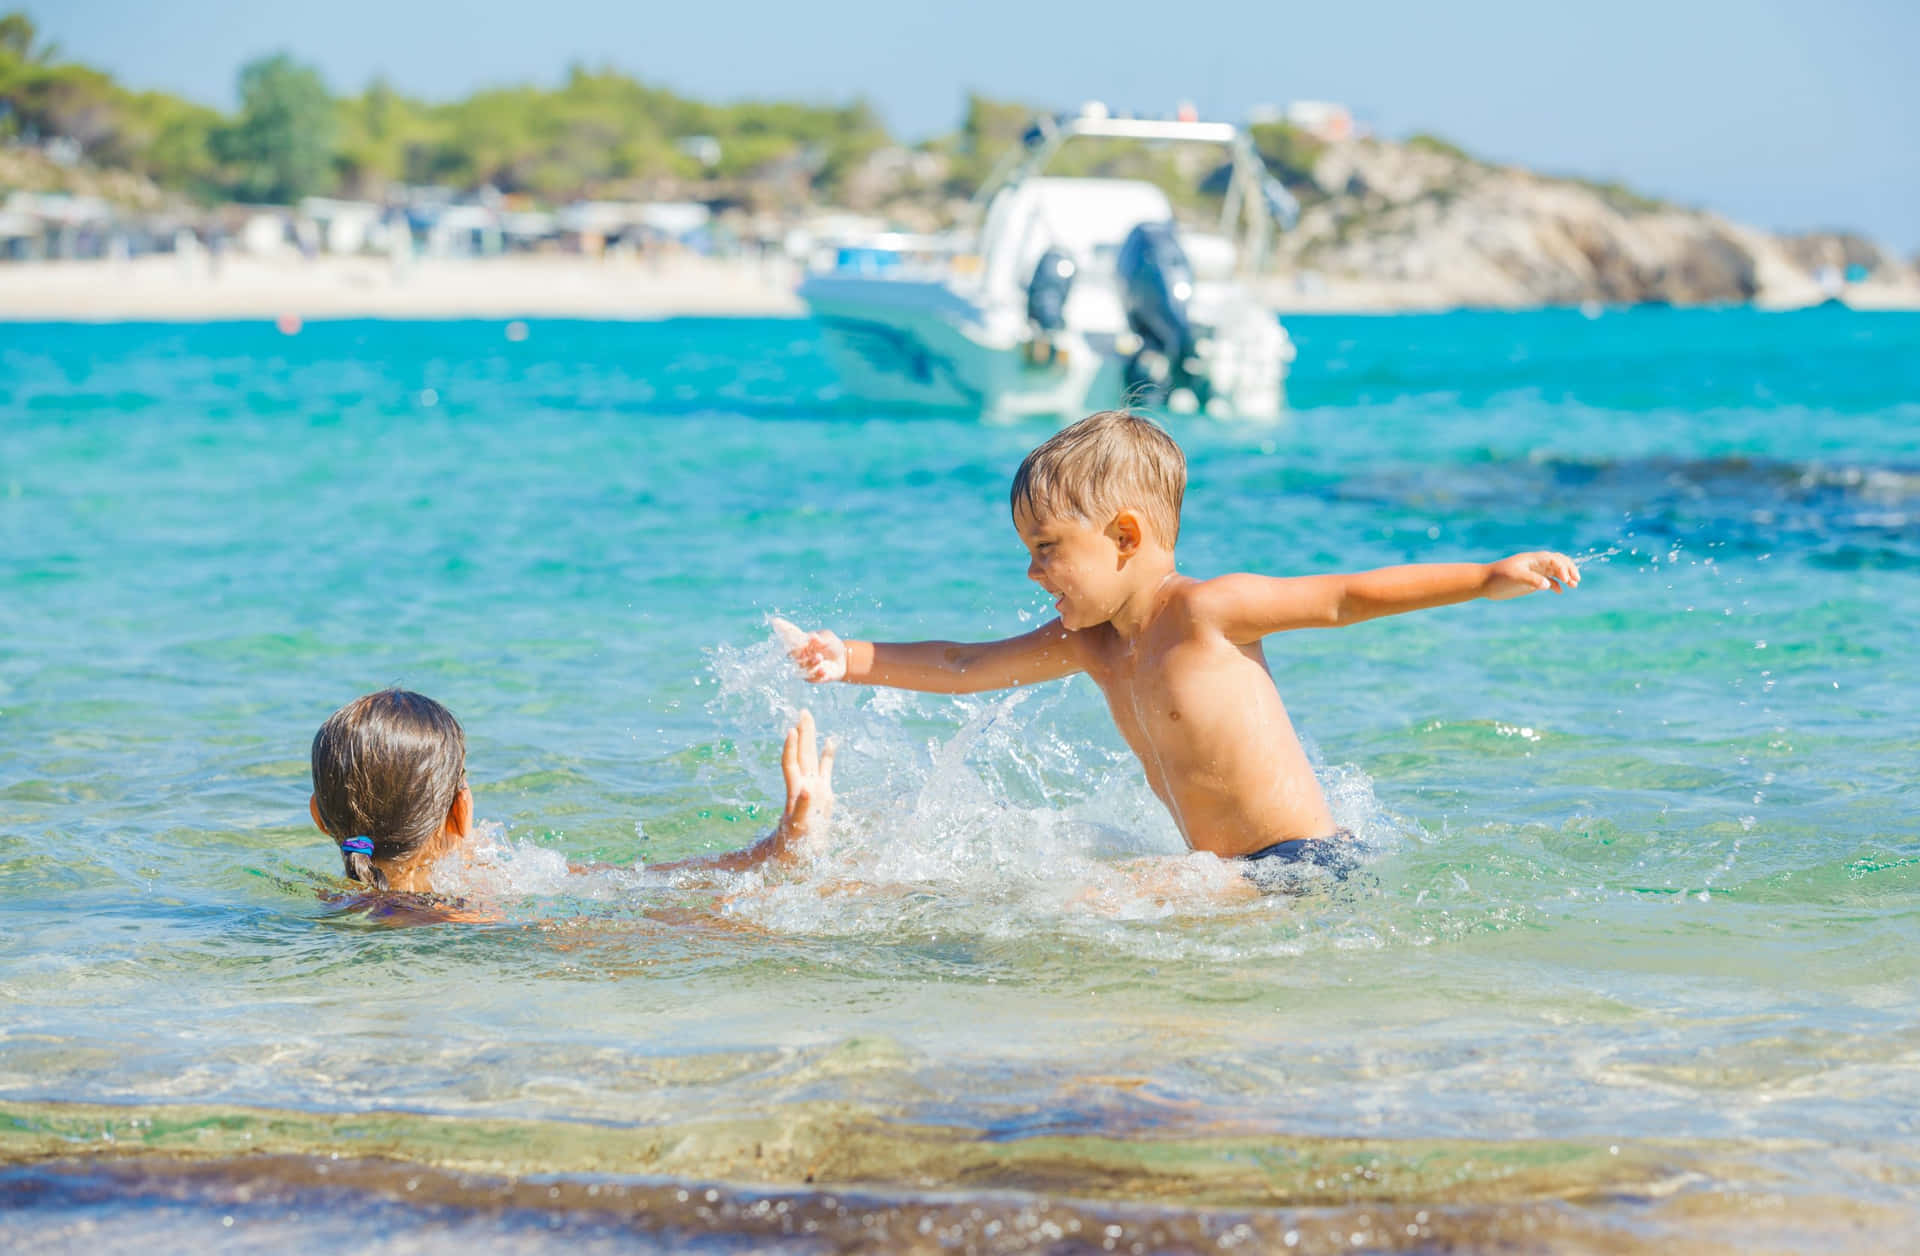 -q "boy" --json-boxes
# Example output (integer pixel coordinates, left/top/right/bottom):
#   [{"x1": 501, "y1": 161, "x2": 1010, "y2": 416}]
[{"x1": 775, "y1": 410, "x2": 1577, "y2": 881}]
